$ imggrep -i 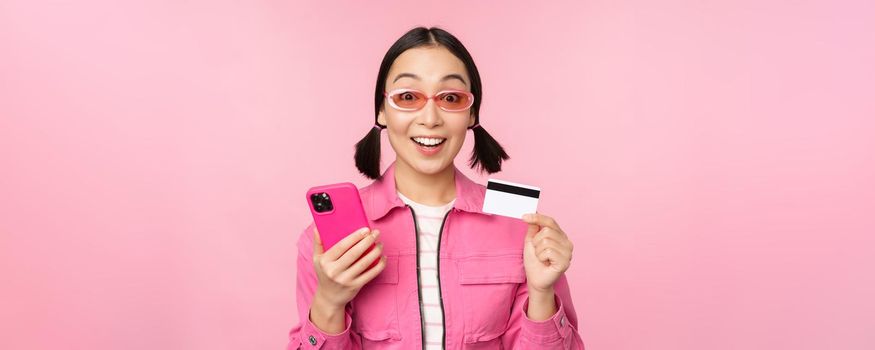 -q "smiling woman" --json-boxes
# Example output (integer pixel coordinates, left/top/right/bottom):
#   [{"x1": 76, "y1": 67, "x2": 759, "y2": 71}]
[
  {"x1": 355, "y1": 27, "x2": 509, "y2": 181},
  {"x1": 287, "y1": 26, "x2": 584, "y2": 350}
]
